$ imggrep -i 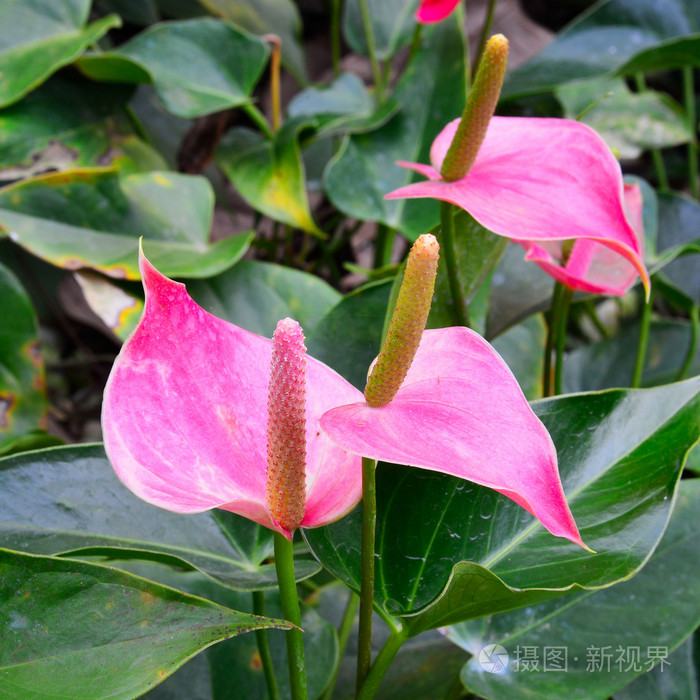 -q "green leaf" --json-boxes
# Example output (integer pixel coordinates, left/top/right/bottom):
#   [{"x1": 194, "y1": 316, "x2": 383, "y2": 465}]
[
  {"x1": 305, "y1": 379, "x2": 700, "y2": 635},
  {"x1": 0, "y1": 169, "x2": 252, "y2": 280},
  {"x1": 0, "y1": 444, "x2": 320, "y2": 590},
  {"x1": 0, "y1": 75, "x2": 166, "y2": 181},
  {"x1": 0, "y1": 263, "x2": 47, "y2": 448},
  {"x1": 287, "y1": 72, "x2": 401, "y2": 137},
  {"x1": 216, "y1": 118, "x2": 324, "y2": 236},
  {"x1": 324, "y1": 16, "x2": 467, "y2": 240},
  {"x1": 618, "y1": 34, "x2": 700, "y2": 74},
  {"x1": 557, "y1": 77, "x2": 690, "y2": 159},
  {"x1": 451, "y1": 479, "x2": 700, "y2": 700},
  {"x1": 196, "y1": 0, "x2": 306, "y2": 82},
  {"x1": 503, "y1": 0, "x2": 700, "y2": 100},
  {"x1": 0, "y1": 1, "x2": 120, "y2": 107},
  {"x1": 343, "y1": 0, "x2": 418, "y2": 60},
  {"x1": 188, "y1": 259, "x2": 341, "y2": 338},
  {"x1": 306, "y1": 279, "x2": 392, "y2": 389},
  {"x1": 0, "y1": 548, "x2": 291, "y2": 699},
  {"x1": 77, "y1": 18, "x2": 269, "y2": 118},
  {"x1": 564, "y1": 319, "x2": 700, "y2": 393}
]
